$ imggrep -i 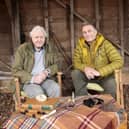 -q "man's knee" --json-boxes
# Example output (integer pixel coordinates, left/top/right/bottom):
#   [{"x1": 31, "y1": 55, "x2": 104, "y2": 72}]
[
  {"x1": 23, "y1": 84, "x2": 44, "y2": 98},
  {"x1": 48, "y1": 83, "x2": 60, "y2": 97},
  {"x1": 102, "y1": 77, "x2": 116, "y2": 98},
  {"x1": 42, "y1": 80, "x2": 60, "y2": 97}
]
